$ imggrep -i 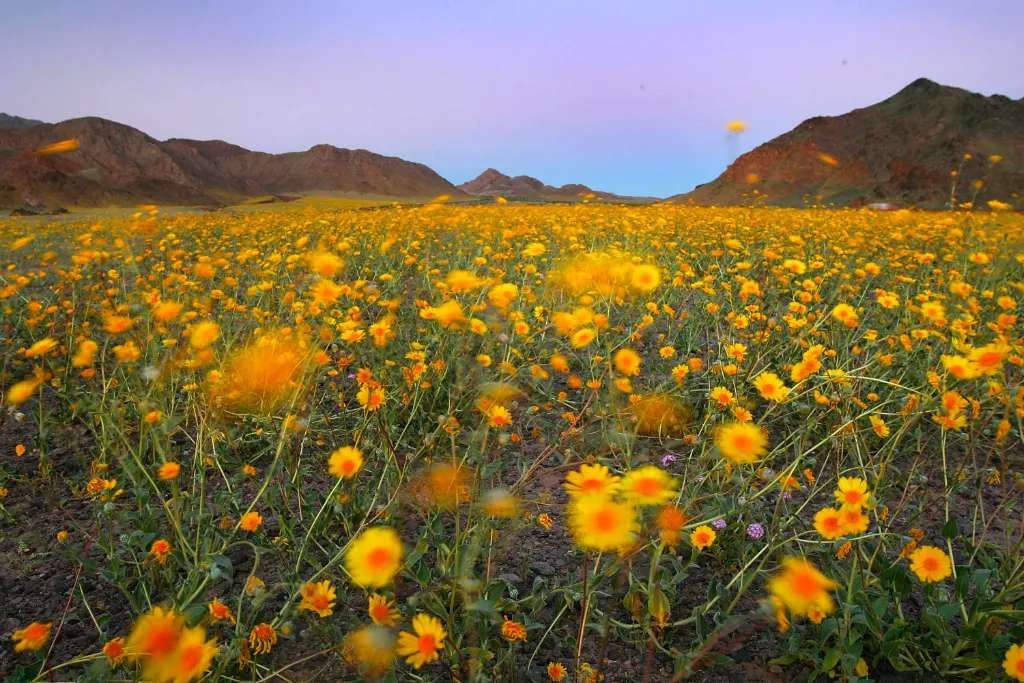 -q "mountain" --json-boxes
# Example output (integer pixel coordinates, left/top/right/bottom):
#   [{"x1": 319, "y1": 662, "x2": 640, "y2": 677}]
[
  {"x1": 0, "y1": 116, "x2": 463, "y2": 208},
  {"x1": 459, "y1": 168, "x2": 652, "y2": 202},
  {"x1": 0, "y1": 113, "x2": 46, "y2": 130},
  {"x1": 673, "y1": 78, "x2": 1024, "y2": 208}
]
